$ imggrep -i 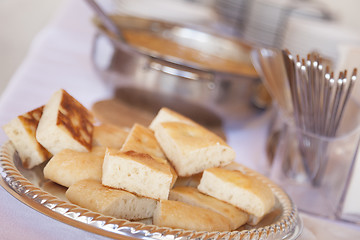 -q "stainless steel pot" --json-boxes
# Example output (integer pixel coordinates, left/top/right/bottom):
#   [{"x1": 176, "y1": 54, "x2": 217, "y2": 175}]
[{"x1": 91, "y1": 15, "x2": 266, "y2": 127}]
